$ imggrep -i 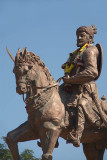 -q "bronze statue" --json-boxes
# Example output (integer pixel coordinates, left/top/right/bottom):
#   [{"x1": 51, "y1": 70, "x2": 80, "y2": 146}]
[
  {"x1": 62, "y1": 25, "x2": 103, "y2": 147},
  {"x1": 6, "y1": 25, "x2": 107, "y2": 160}
]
